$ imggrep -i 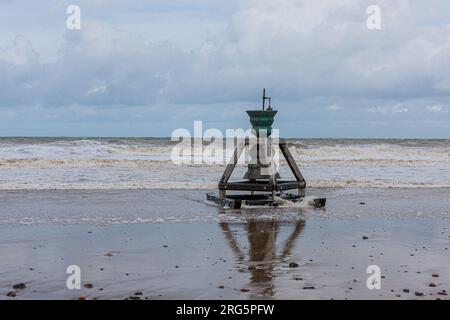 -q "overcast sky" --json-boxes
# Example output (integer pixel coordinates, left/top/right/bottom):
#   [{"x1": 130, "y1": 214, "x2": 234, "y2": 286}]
[{"x1": 1, "y1": 0, "x2": 450, "y2": 138}]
